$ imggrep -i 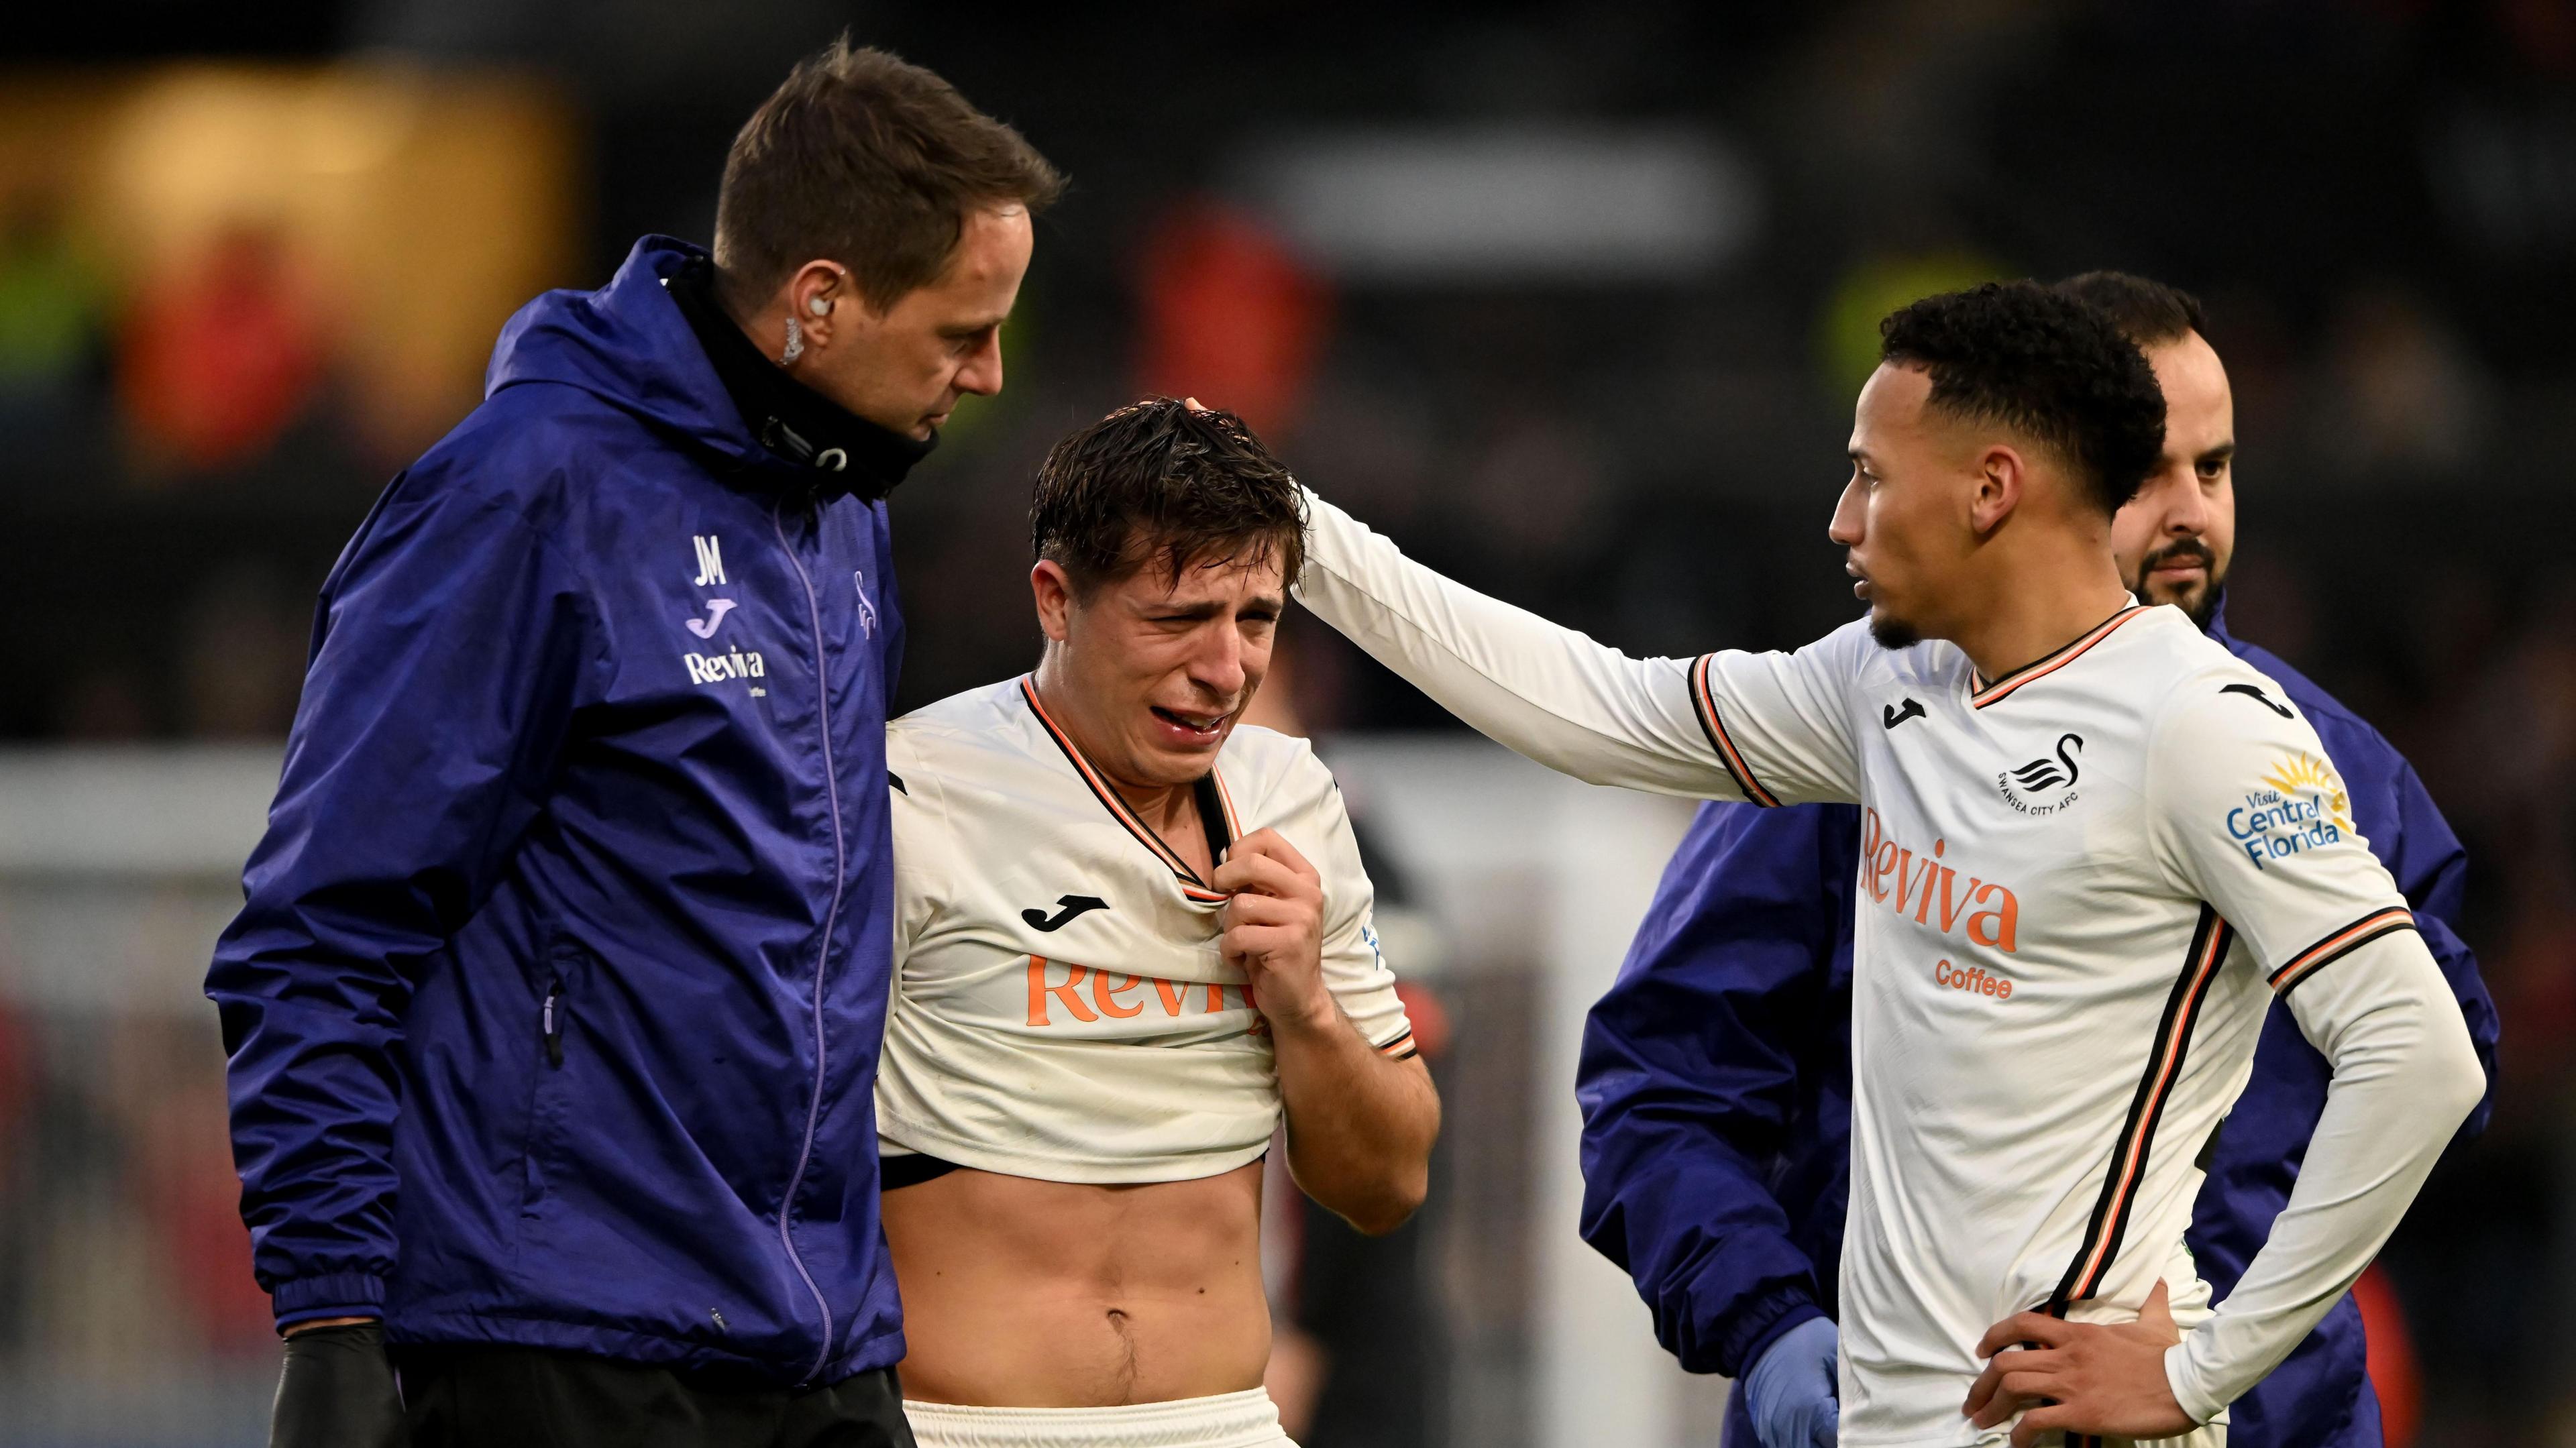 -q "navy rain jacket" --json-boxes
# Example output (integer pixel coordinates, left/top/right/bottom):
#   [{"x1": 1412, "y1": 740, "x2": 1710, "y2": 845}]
[
  {"x1": 207, "y1": 237, "x2": 910, "y2": 1385},
  {"x1": 1576, "y1": 604, "x2": 2500, "y2": 1448}
]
